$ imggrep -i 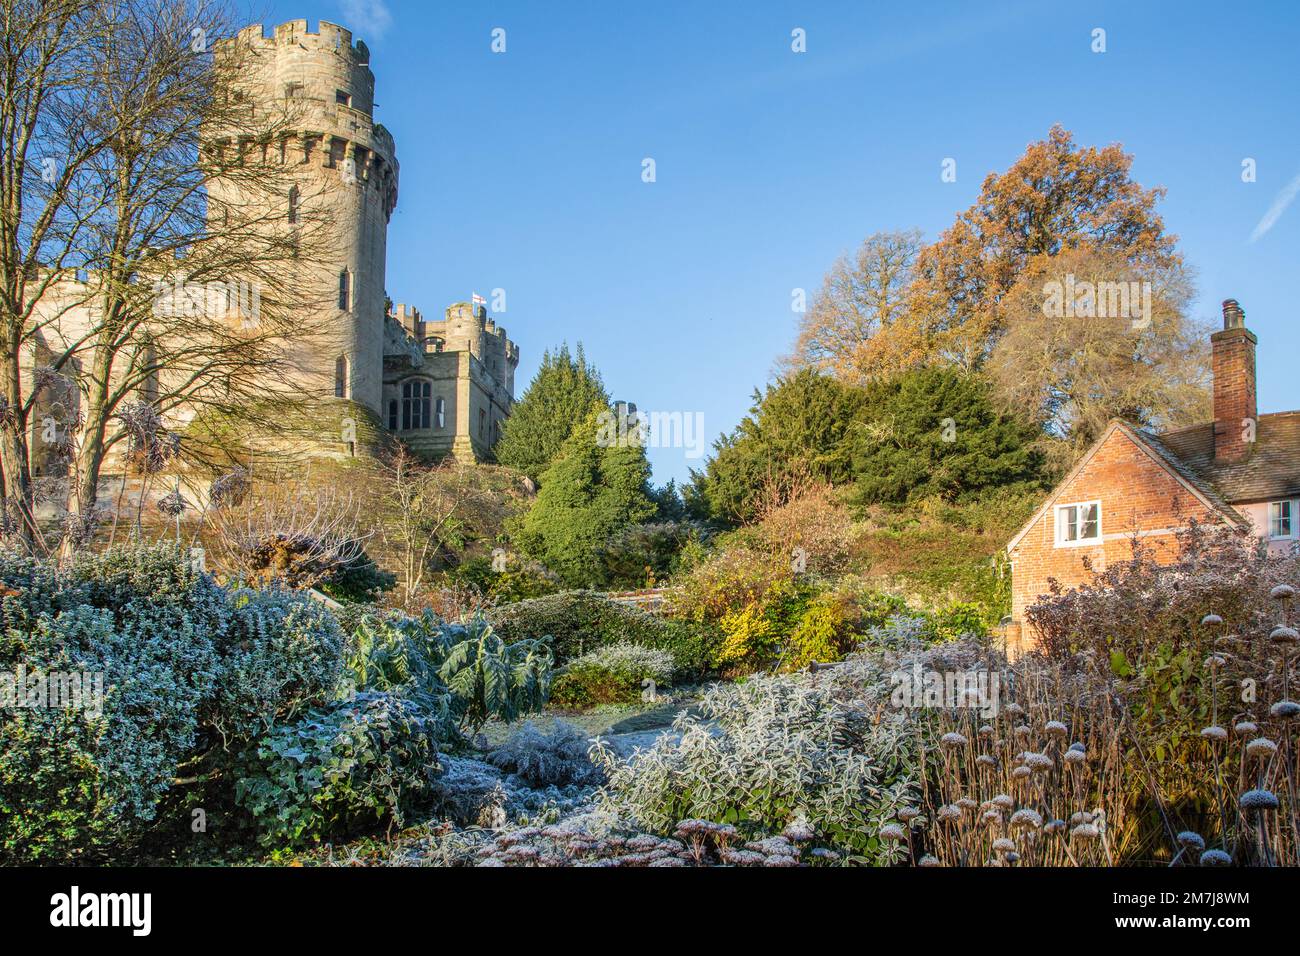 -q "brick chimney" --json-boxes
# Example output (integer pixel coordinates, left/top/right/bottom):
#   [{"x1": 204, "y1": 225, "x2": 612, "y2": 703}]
[{"x1": 1211, "y1": 298, "x2": 1257, "y2": 463}]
